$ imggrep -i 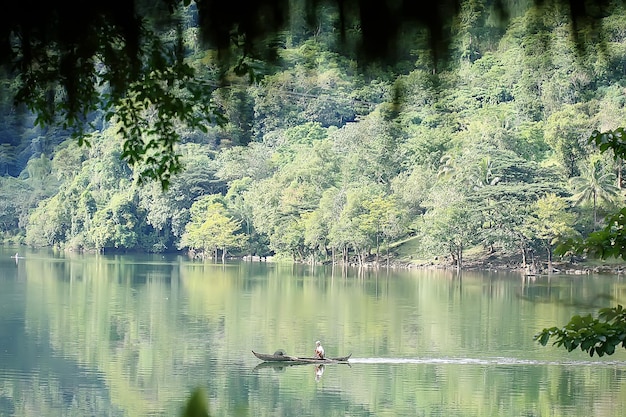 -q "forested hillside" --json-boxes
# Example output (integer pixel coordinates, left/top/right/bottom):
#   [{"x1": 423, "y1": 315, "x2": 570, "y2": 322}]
[{"x1": 2, "y1": 2, "x2": 626, "y2": 269}]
